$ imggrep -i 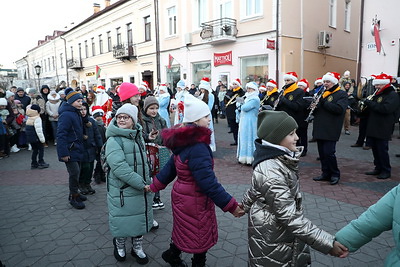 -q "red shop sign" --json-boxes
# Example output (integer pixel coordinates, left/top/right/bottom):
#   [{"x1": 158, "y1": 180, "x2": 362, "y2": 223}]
[
  {"x1": 267, "y1": 39, "x2": 275, "y2": 50},
  {"x1": 214, "y1": 51, "x2": 232, "y2": 67}
]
